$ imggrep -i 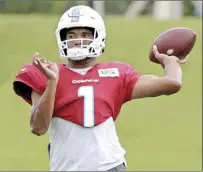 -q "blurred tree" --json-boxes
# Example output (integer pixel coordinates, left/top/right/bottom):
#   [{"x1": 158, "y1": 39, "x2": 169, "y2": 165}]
[
  {"x1": 105, "y1": 1, "x2": 130, "y2": 15},
  {"x1": 0, "y1": 0, "x2": 5, "y2": 9},
  {"x1": 0, "y1": 0, "x2": 197, "y2": 16},
  {"x1": 184, "y1": 1, "x2": 195, "y2": 16},
  {"x1": 51, "y1": 1, "x2": 68, "y2": 14},
  {"x1": 87, "y1": 0, "x2": 93, "y2": 8},
  {"x1": 3, "y1": 0, "x2": 37, "y2": 13}
]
